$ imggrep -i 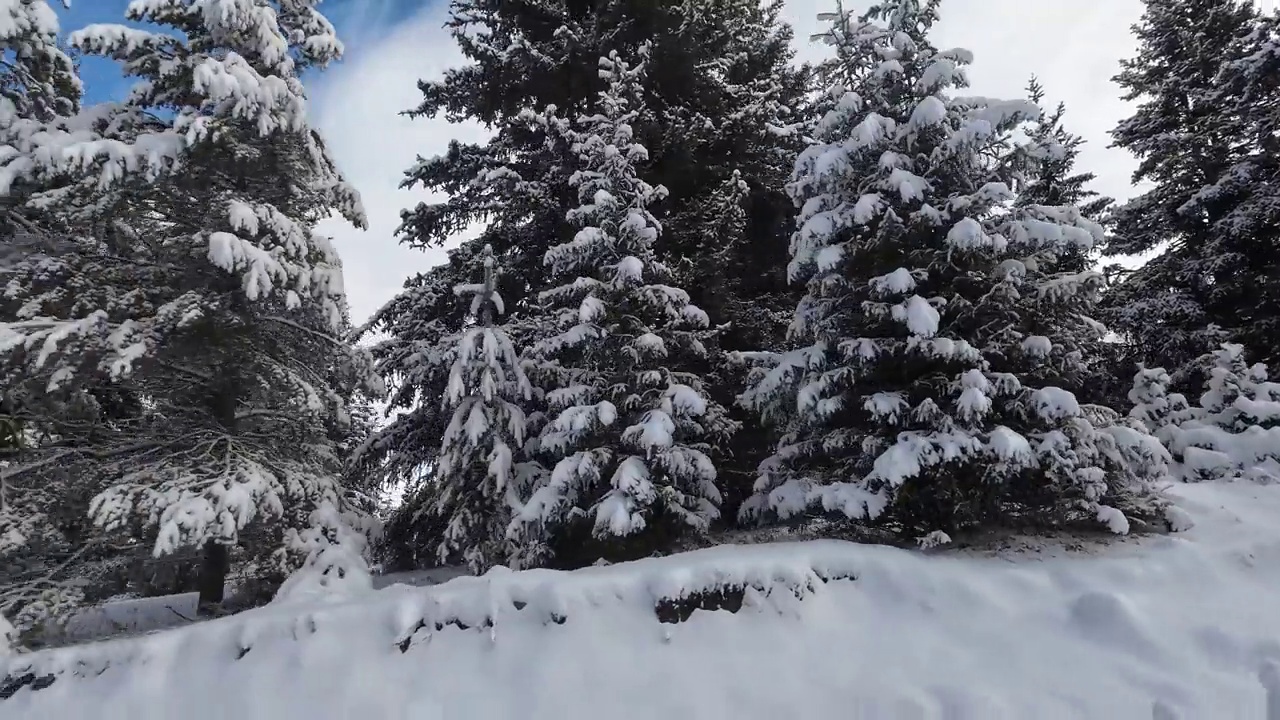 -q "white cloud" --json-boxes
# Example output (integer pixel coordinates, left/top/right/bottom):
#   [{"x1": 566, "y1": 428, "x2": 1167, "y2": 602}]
[
  {"x1": 782, "y1": 0, "x2": 1147, "y2": 203},
  {"x1": 310, "y1": 2, "x2": 486, "y2": 325},
  {"x1": 316, "y1": 0, "x2": 1152, "y2": 322}
]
